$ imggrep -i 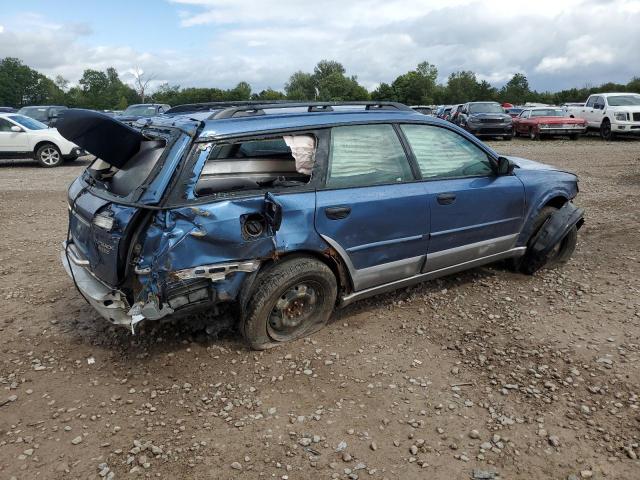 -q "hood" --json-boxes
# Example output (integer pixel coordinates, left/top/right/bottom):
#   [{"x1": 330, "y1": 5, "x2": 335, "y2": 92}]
[
  {"x1": 469, "y1": 112, "x2": 512, "y2": 121},
  {"x1": 606, "y1": 105, "x2": 640, "y2": 112},
  {"x1": 507, "y1": 156, "x2": 560, "y2": 171}
]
